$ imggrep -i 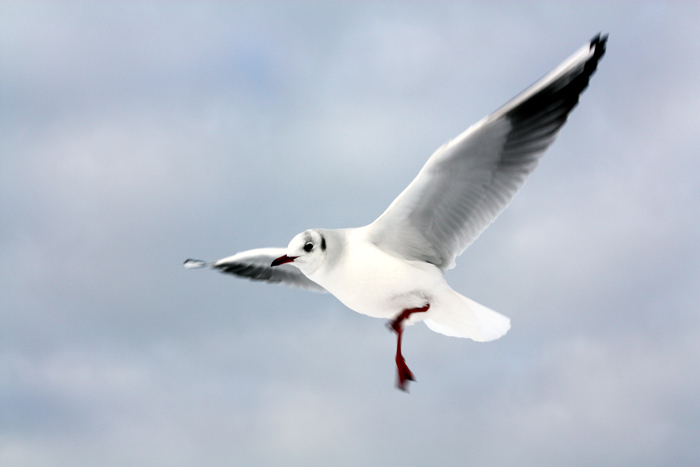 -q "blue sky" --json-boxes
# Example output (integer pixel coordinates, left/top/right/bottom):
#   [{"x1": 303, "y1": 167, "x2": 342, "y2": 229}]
[{"x1": 2, "y1": 3, "x2": 699, "y2": 466}]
